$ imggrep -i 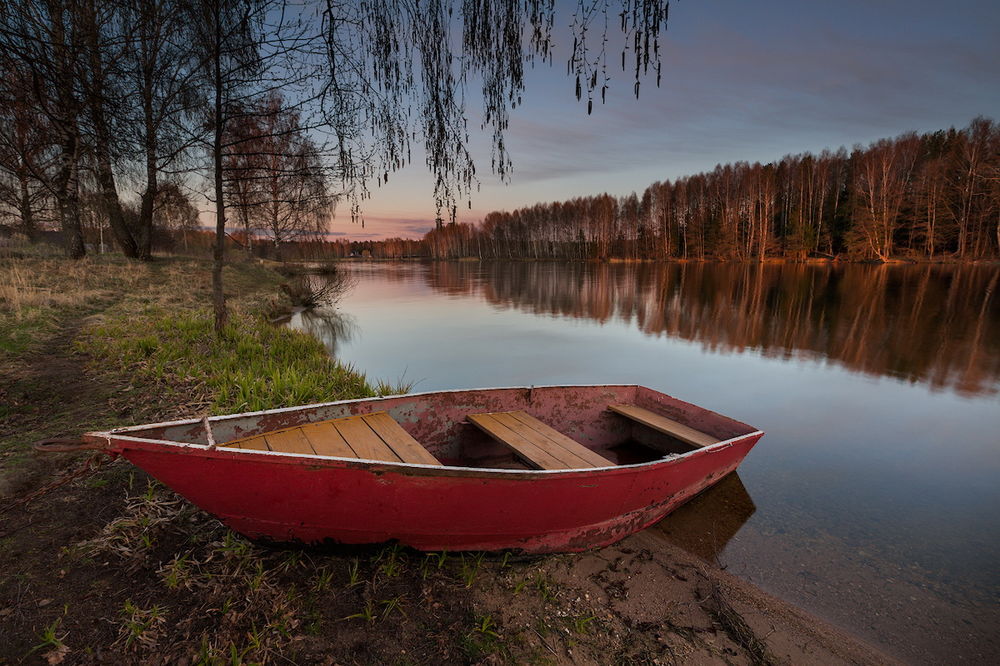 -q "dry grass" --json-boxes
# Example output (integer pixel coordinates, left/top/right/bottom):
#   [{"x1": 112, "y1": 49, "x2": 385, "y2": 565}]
[
  {"x1": 0, "y1": 254, "x2": 276, "y2": 350},
  {"x1": 0, "y1": 256, "x2": 168, "y2": 356},
  {"x1": 2, "y1": 253, "x2": 403, "y2": 431},
  {"x1": 76, "y1": 480, "x2": 196, "y2": 562},
  {"x1": 0, "y1": 257, "x2": 145, "y2": 317},
  {"x1": 0, "y1": 262, "x2": 46, "y2": 316},
  {"x1": 70, "y1": 475, "x2": 300, "y2": 659},
  {"x1": 0, "y1": 255, "x2": 274, "y2": 319}
]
